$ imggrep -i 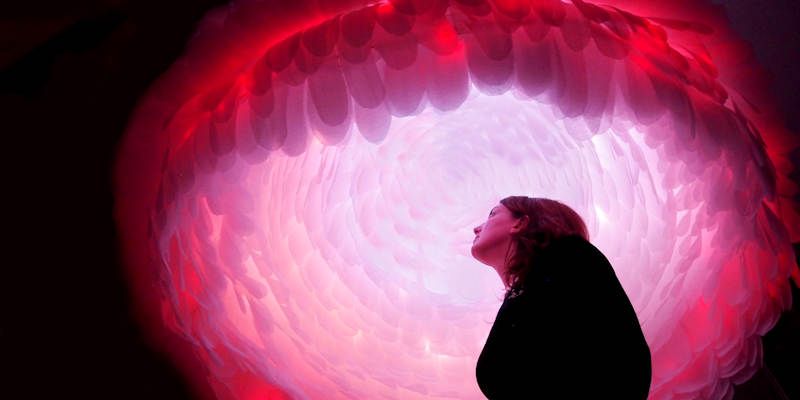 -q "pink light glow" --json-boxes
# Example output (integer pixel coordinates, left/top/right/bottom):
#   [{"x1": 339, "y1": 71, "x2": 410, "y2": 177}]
[{"x1": 113, "y1": 0, "x2": 800, "y2": 399}]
